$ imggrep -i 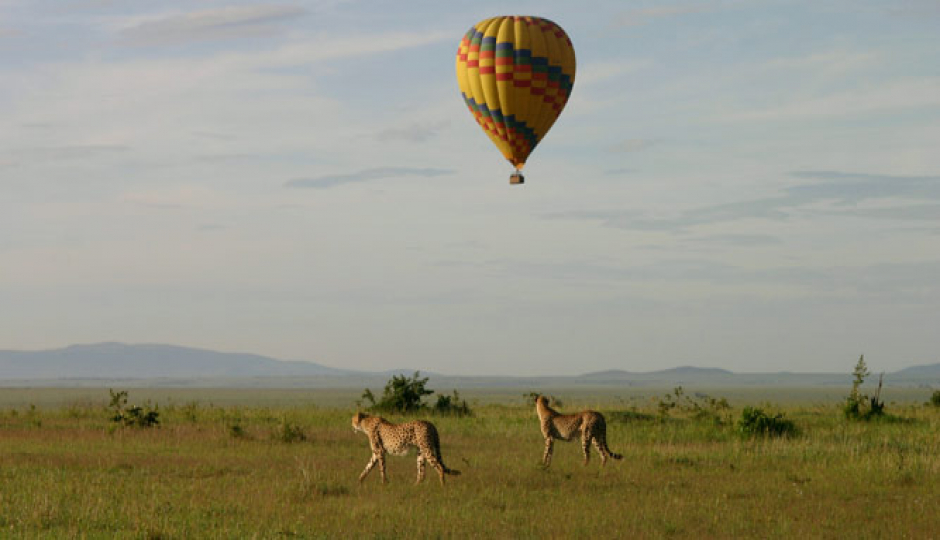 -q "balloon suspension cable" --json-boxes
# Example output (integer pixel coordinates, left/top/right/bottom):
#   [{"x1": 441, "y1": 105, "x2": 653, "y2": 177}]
[{"x1": 509, "y1": 168, "x2": 525, "y2": 185}]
